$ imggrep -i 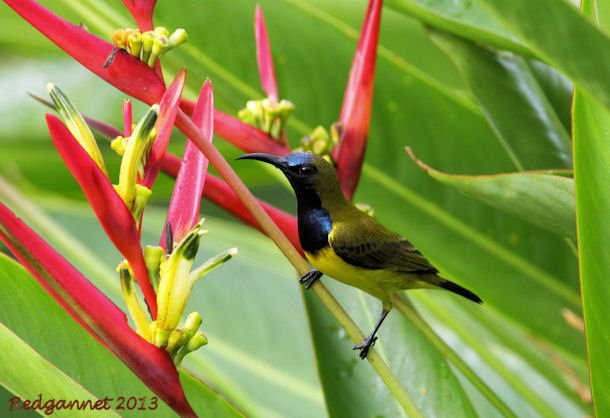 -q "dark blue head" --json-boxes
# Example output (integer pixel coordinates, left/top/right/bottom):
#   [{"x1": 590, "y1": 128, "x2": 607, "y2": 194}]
[{"x1": 237, "y1": 151, "x2": 345, "y2": 205}]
